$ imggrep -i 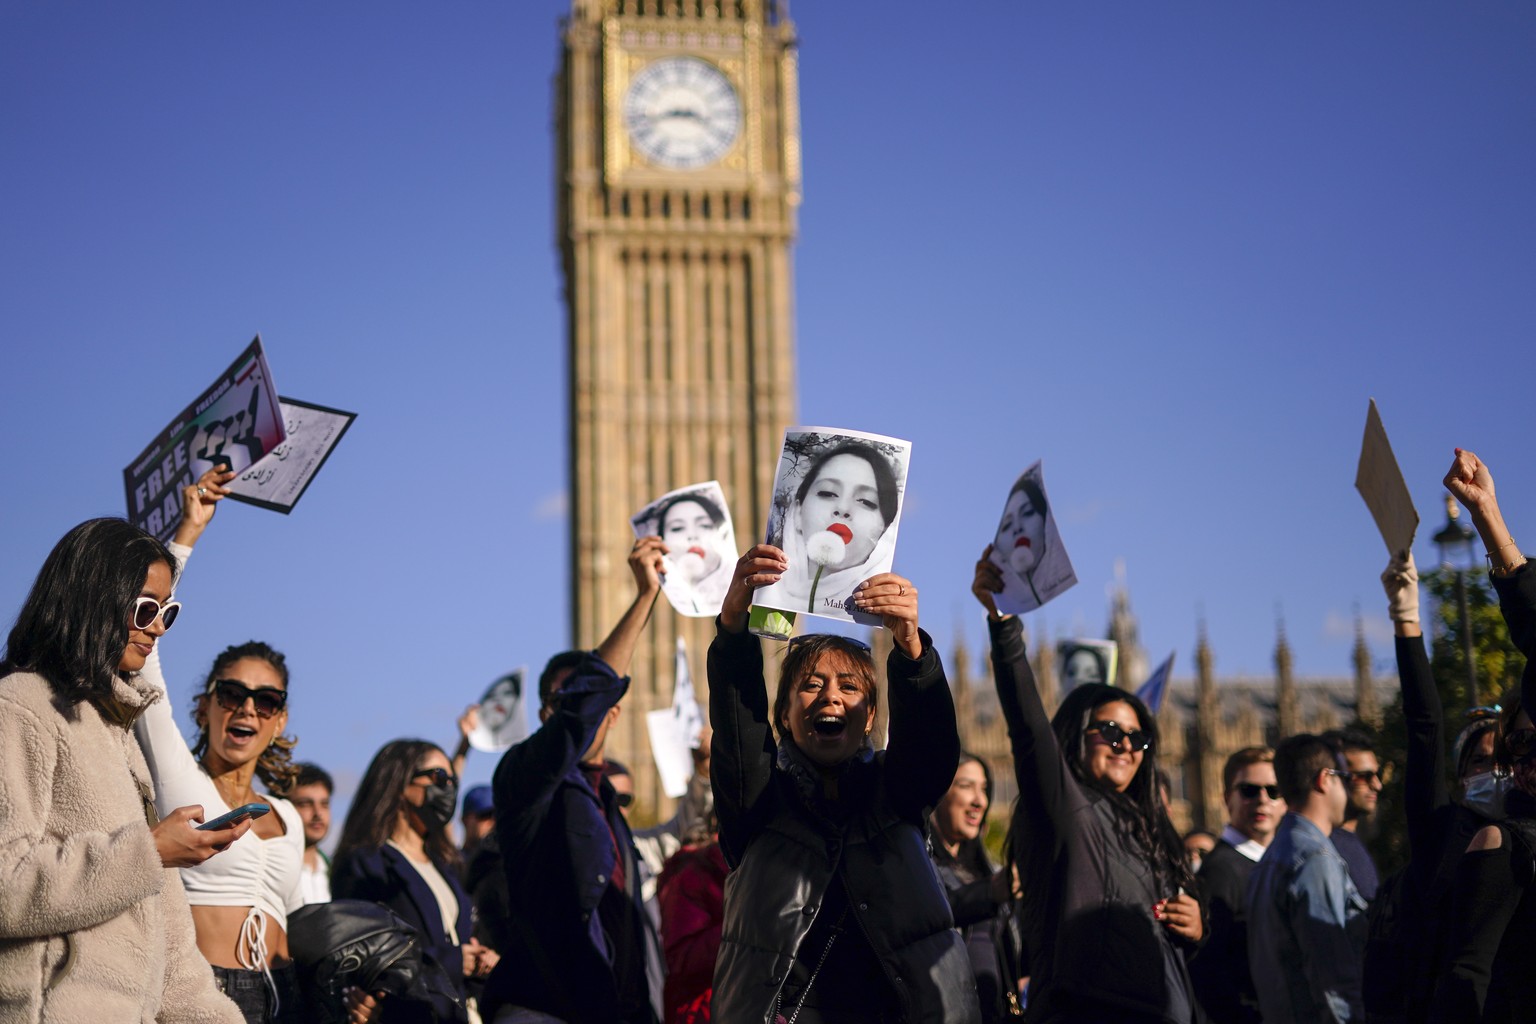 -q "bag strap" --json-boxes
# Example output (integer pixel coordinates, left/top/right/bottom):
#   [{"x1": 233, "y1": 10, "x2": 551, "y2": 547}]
[{"x1": 772, "y1": 905, "x2": 849, "y2": 1024}]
